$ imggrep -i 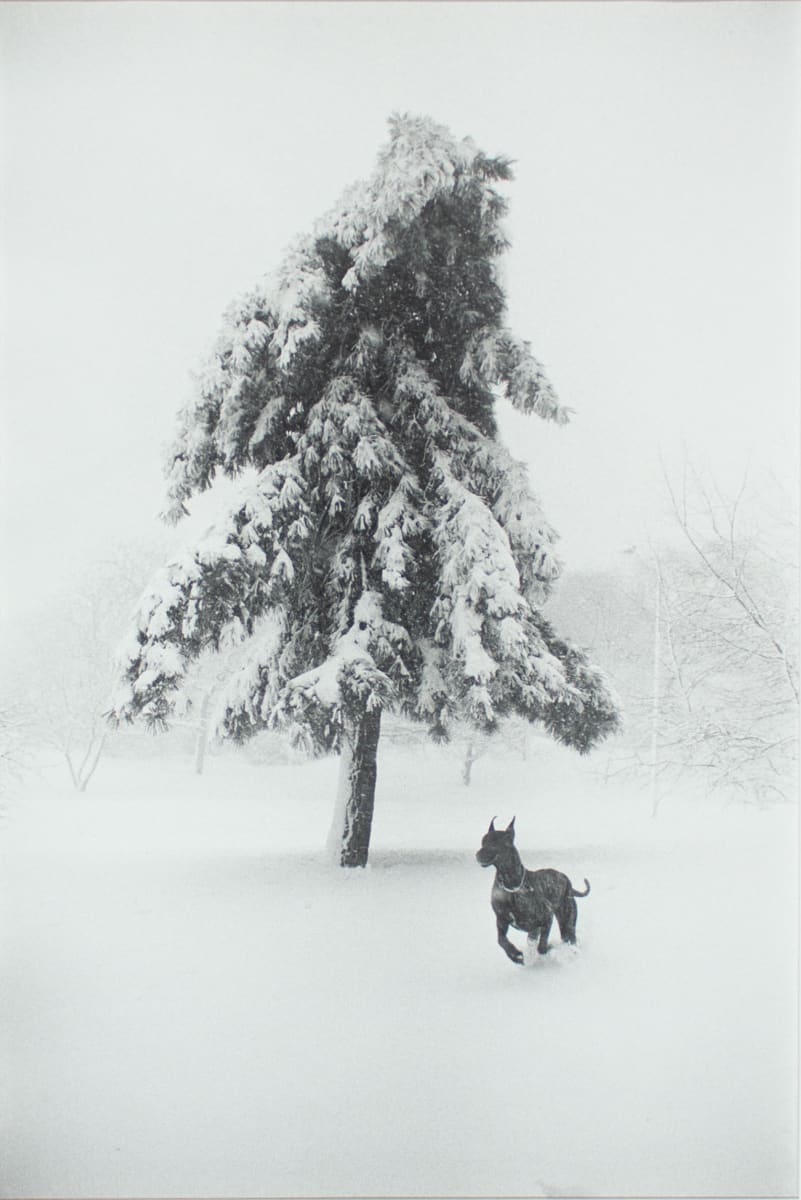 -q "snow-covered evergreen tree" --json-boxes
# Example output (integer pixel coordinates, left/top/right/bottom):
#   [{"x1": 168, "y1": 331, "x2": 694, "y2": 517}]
[{"x1": 112, "y1": 115, "x2": 619, "y2": 865}]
